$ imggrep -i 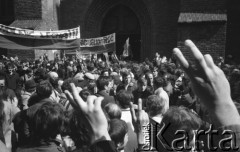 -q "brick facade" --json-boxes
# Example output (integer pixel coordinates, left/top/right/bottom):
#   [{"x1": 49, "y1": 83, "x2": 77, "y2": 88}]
[
  {"x1": 1, "y1": 0, "x2": 233, "y2": 62},
  {"x1": 177, "y1": 0, "x2": 227, "y2": 61},
  {"x1": 177, "y1": 22, "x2": 226, "y2": 61}
]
